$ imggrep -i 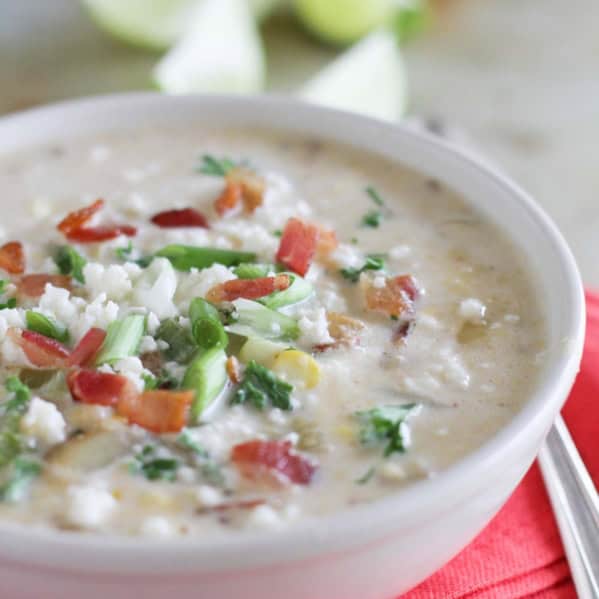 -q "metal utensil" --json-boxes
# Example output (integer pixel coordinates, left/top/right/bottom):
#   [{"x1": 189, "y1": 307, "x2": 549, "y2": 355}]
[{"x1": 538, "y1": 415, "x2": 599, "y2": 598}]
